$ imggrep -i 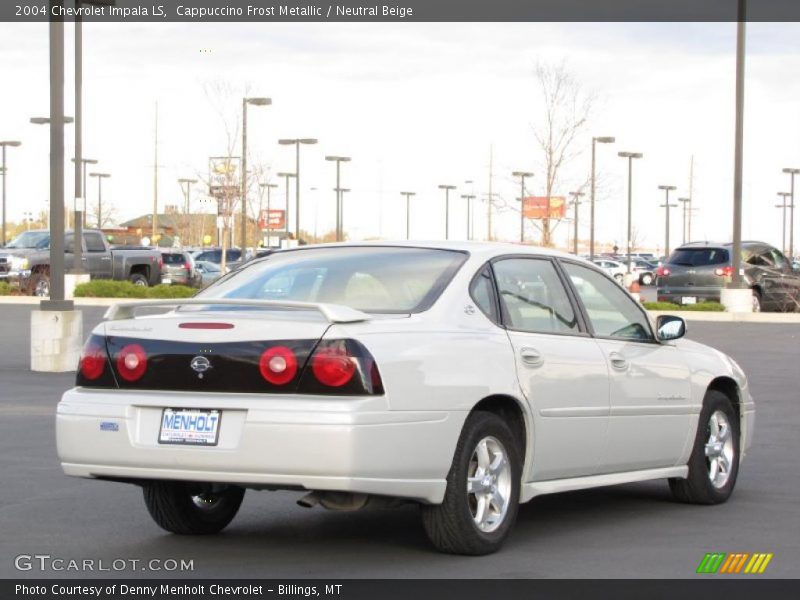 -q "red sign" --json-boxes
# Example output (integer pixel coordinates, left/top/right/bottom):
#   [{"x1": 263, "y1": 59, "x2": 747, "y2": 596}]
[
  {"x1": 522, "y1": 196, "x2": 566, "y2": 219},
  {"x1": 259, "y1": 209, "x2": 286, "y2": 230}
]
